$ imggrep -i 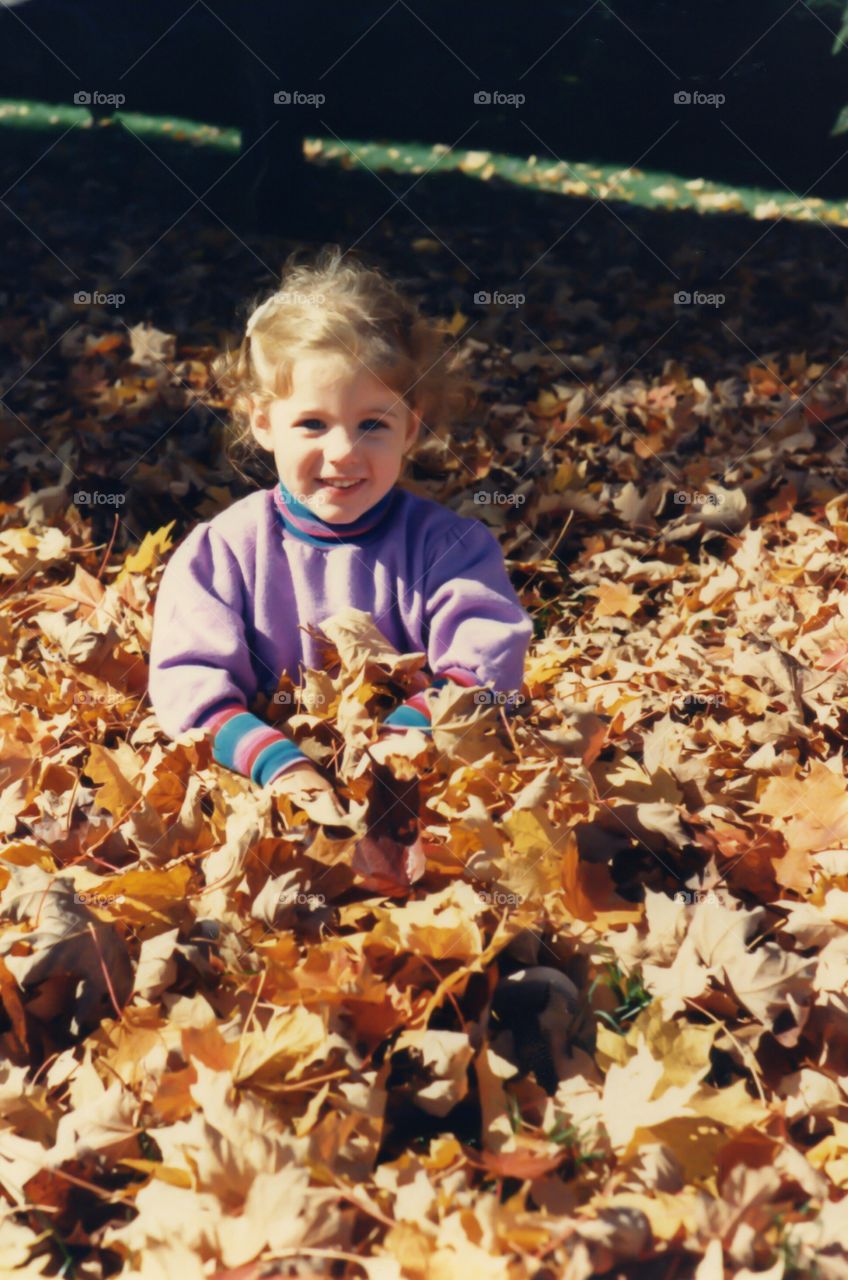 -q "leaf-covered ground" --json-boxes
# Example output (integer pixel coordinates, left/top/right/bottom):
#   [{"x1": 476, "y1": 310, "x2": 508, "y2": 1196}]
[{"x1": 1, "y1": 142, "x2": 848, "y2": 1279}]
